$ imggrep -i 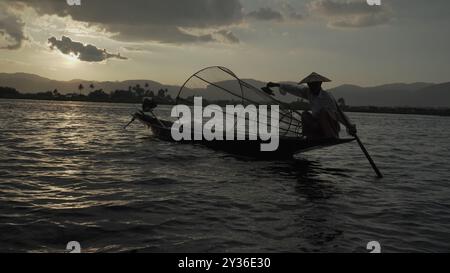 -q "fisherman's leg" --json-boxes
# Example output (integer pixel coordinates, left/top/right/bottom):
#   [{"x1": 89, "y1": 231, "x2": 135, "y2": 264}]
[
  {"x1": 302, "y1": 111, "x2": 321, "y2": 138},
  {"x1": 318, "y1": 110, "x2": 340, "y2": 139}
]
